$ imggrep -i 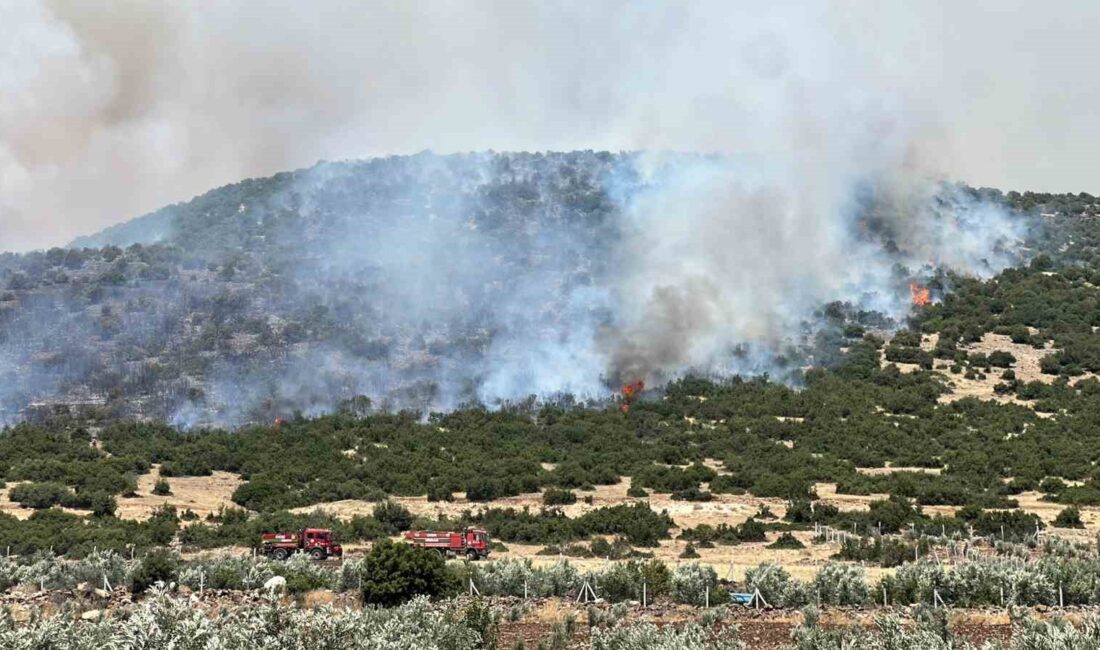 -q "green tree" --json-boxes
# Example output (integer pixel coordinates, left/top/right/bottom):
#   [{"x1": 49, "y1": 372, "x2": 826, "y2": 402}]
[
  {"x1": 372, "y1": 500, "x2": 413, "y2": 534},
  {"x1": 359, "y1": 540, "x2": 455, "y2": 606},
  {"x1": 130, "y1": 548, "x2": 179, "y2": 593}
]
